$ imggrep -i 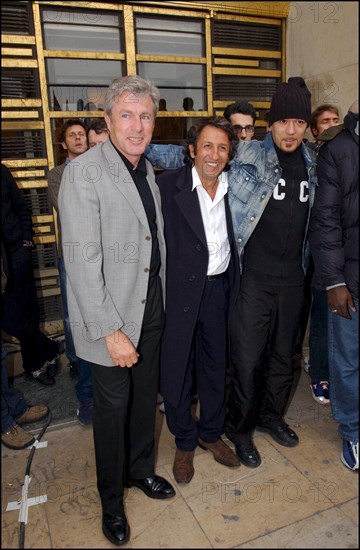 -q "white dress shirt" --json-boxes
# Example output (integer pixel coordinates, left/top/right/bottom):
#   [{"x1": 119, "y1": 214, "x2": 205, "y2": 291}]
[{"x1": 192, "y1": 166, "x2": 231, "y2": 276}]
